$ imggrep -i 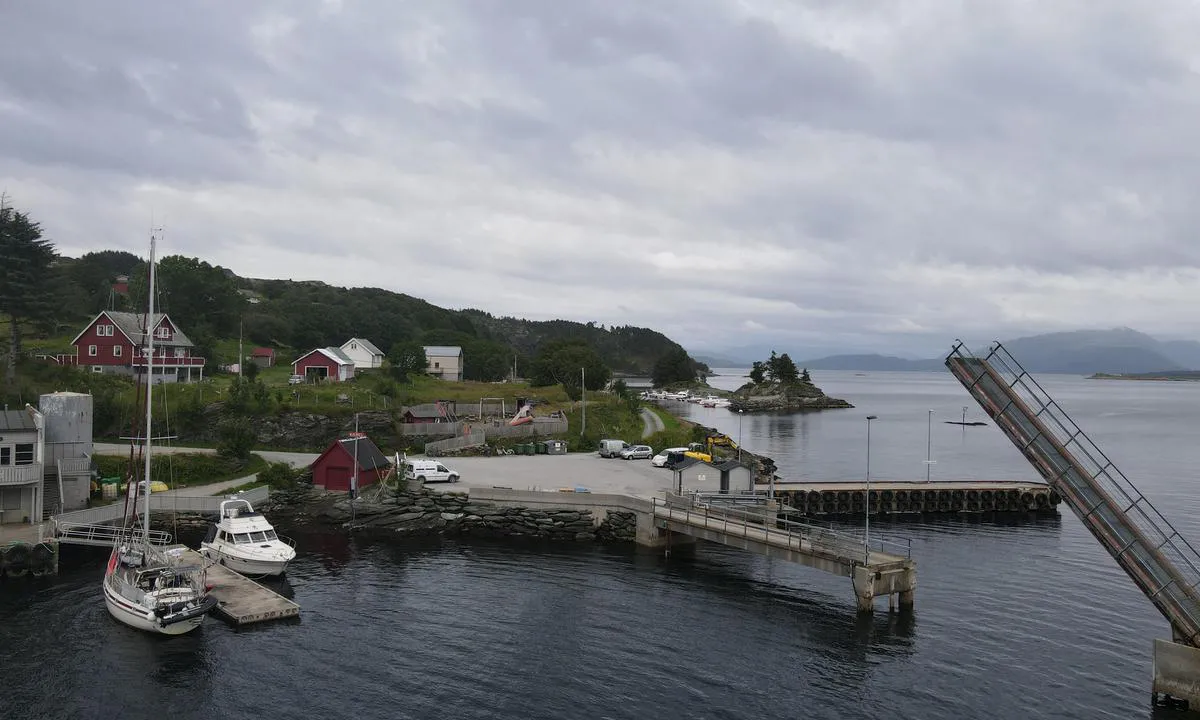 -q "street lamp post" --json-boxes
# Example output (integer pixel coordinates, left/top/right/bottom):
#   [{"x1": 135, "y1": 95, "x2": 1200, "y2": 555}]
[
  {"x1": 925, "y1": 409, "x2": 934, "y2": 483},
  {"x1": 865, "y1": 415, "x2": 878, "y2": 564},
  {"x1": 737, "y1": 409, "x2": 744, "y2": 463}
]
